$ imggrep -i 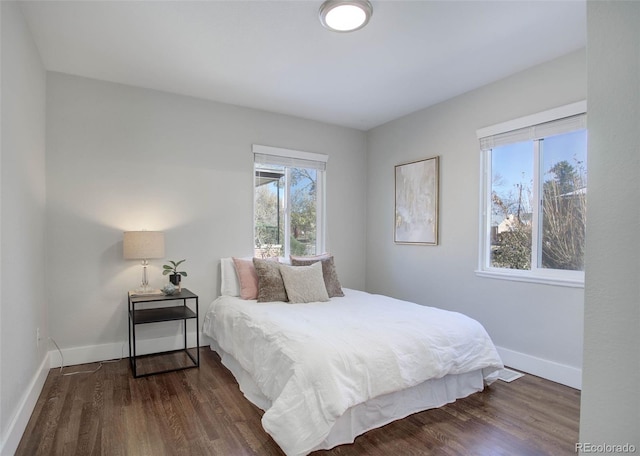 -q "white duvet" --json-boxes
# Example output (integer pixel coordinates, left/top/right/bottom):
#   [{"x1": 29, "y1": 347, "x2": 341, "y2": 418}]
[{"x1": 203, "y1": 288, "x2": 503, "y2": 456}]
